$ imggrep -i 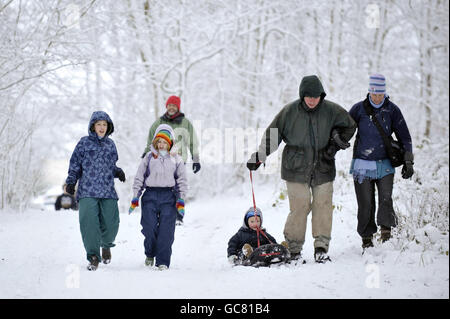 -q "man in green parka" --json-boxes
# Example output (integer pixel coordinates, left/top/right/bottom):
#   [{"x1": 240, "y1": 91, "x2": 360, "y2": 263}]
[
  {"x1": 143, "y1": 95, "x2": 200, "y2": 224},
  {"x1": 247, "y1": 75, "x2": 356, "y2": 263}
]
